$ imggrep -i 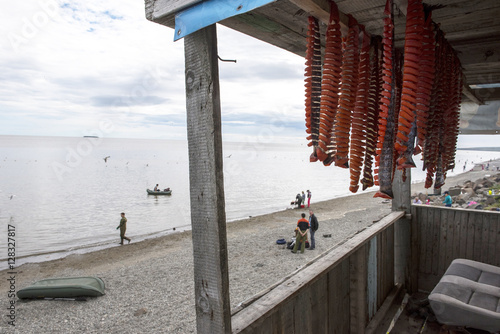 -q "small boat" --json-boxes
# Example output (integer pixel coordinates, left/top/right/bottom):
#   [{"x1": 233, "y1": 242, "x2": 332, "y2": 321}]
[
  {"x1": 147, "y1": 188, "x2": 172, "y2": 195},
  {"x1": 17, "y1": 276, "x2": 105, "y2": 299}
]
